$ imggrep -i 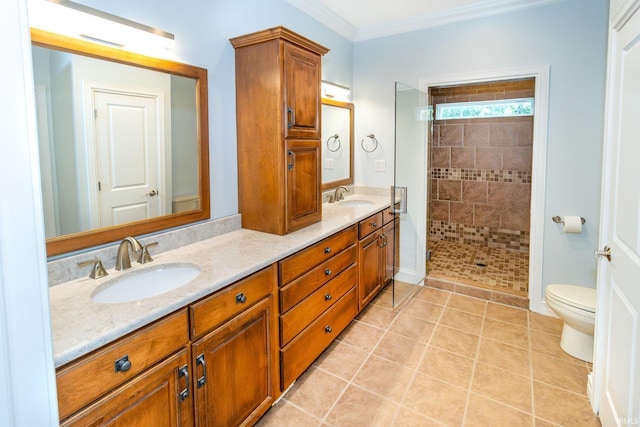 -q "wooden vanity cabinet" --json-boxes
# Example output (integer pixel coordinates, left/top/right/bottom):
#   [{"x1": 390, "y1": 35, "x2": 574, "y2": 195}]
[
  {"x1": 56, "y1": 310, "x2": 192, "y2": 426},
  {"x1": 278, "y1": 226, "x2": 358, "y2": 389},
  {"x1": 189, "y1": 265, "x2": 279, "y2": 427},
  {"x1": 230, "y1": 27, "x2": 329, "y2": 235}
]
